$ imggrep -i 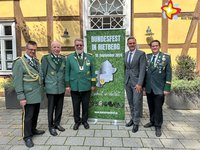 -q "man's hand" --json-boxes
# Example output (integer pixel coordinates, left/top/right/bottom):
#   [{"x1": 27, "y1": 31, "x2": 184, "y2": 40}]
[
  {"x1": 20, "y1": 99, "x2": 27, "y2": 107},
  {"x1": 65, "y1": 87, "x2": 71, "y2": 95},
  {"x1": 91, "y1": 86, "x2": 96, "y2": 91},
  {"x1": 164, "y1": 91, "x2": 170, "y2": 95},
  {"x1": 135, "y1": 84, "x2": 142, "y2": 93}
]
